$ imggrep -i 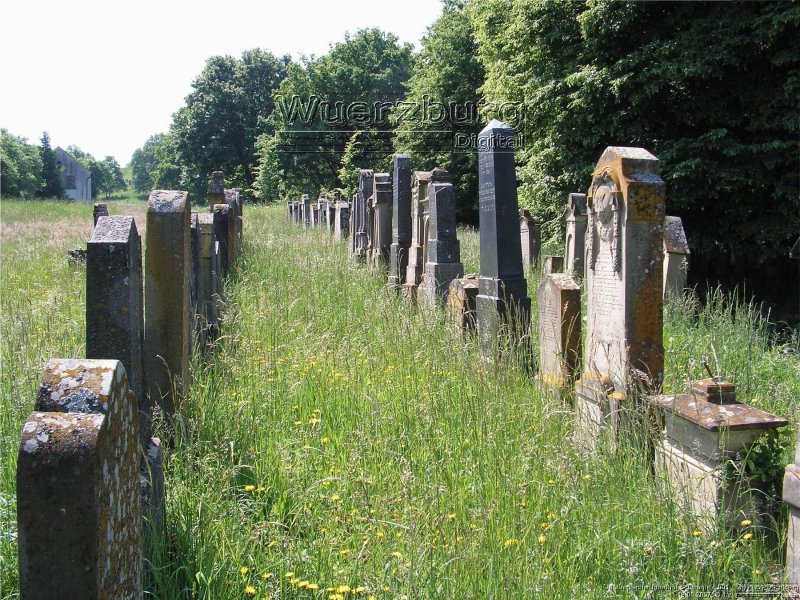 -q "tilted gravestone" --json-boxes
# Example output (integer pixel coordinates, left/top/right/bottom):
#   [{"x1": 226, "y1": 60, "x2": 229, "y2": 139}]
[
  {"x1": 86, "y1": 216, "x2": 146, "y2": 441},
  {"x1": 92, "y1": 203, "x2": 109, "y2": 227},
  {"x1": 447, "y1": 275, "x2": 479, "y2": 333},
  {"x1": 419, "y1": 182, "x2": 464, "y2": 307},
  {"x1": 370, "y1": 175, "x2": 393, "y2": 269},
  {"x1": 663, "y1": 215, "x2": 690, "y2": 296},
  {"x1": 475, "y1": 120, "x2": 531, "y2": 355},
  {"x1": 575, "y1": 147, "x2": 664, "y2": 449},
  {"x1": 537, "y1": 274, "x2": 581, "y2": 389},
  {"x1": 565, "y1": 193, "x2": 588, "y2": 278},
  {"x1": 389, "y1": 154, "x2": 412, "y2": 288},
  {"x1": 145, "y1": 190, "x2": 191, "y2": 418},
  {"x1": 519, "y1": 209, "x2": 541, "y2": 269},
  {"x1": 17, "y1": 359, "x2": 142, "y2": 599},
  {"x1": 197, "y1": 213, "x2": 219, "y2": 340},
  {"x1": 335, "y1": 201, "x2": 350, "y2": 241}
]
